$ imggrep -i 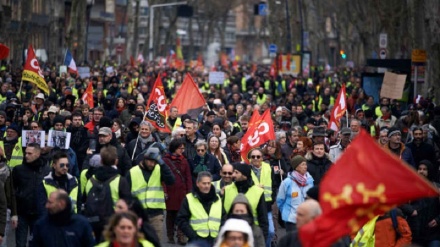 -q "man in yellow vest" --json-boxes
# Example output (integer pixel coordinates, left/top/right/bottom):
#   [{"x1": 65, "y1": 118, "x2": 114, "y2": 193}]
[
  {"x1": 176, "y1": 171, "x2": 225, "y2": 245},
  {"x1": 167, "y1": 106, "x2": 182, "y2": 131},
  {"x1": 126, "y1": 145, "x2": 175, "y2": 242},
  {"x1": 248, "y1": 149, "x2": 275, "y2": 247},
  {"x1": 0, "y1": 124, "x2": 23, "y2": 168},
  {"x1": 223, "y1": 162, "x2": 269, "y2": 241},
  {"x1": 38, "y1": 152, "x2": 79, "y2": 215},
  {"x1": 212, "y1": 164, "x2": 234, "y2": 195}
]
